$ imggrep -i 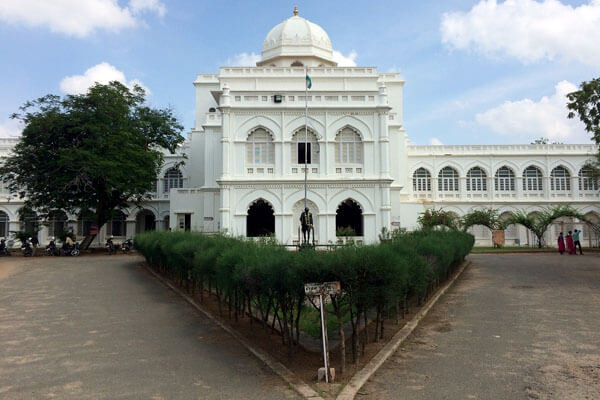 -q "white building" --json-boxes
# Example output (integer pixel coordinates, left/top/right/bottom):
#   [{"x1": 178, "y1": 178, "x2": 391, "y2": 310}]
[{"x1": 1, "y1": 10, "x2": 599, "y2": 248}]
